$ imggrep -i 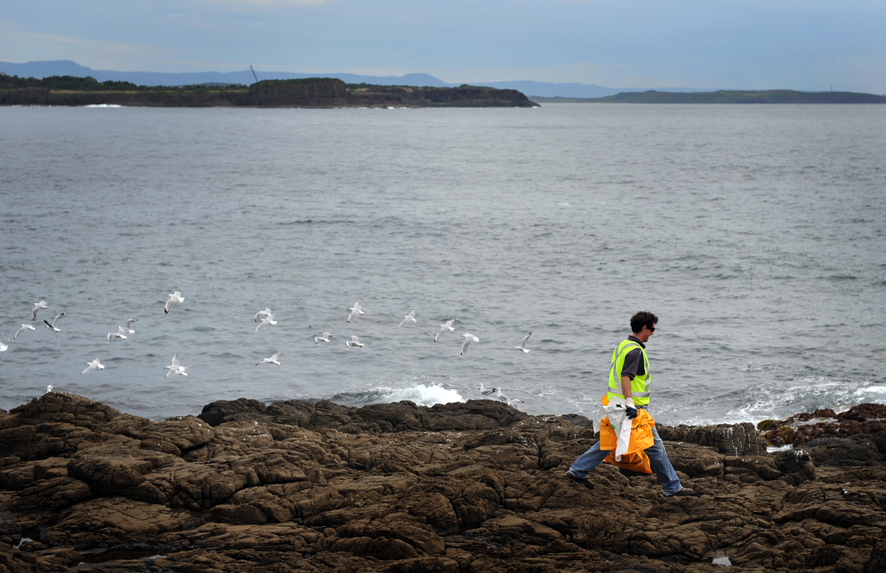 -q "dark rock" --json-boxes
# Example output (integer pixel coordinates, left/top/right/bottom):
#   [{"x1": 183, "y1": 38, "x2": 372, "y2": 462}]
[
  {"x1": 804, "y1": 435, "x2": 885, "y2": 467},
  {"x1": 657, "y1": 422, "x2": 768, "y2": 455},
  {"x1": 0, "y1": 392, "x2": 884, "y2": 573},
  {"x1": 560, "y1": 413, "x2": 590, "y2": 428},
  {"x1": 773, "y1": 448, "x2": 817, "y2": 484},
  {"x1": 198, "y1": 397, "x2": 268, "y2": 426},
  {"x1": 761, "y1": 403, "x2": 886, "y2": 447}
]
